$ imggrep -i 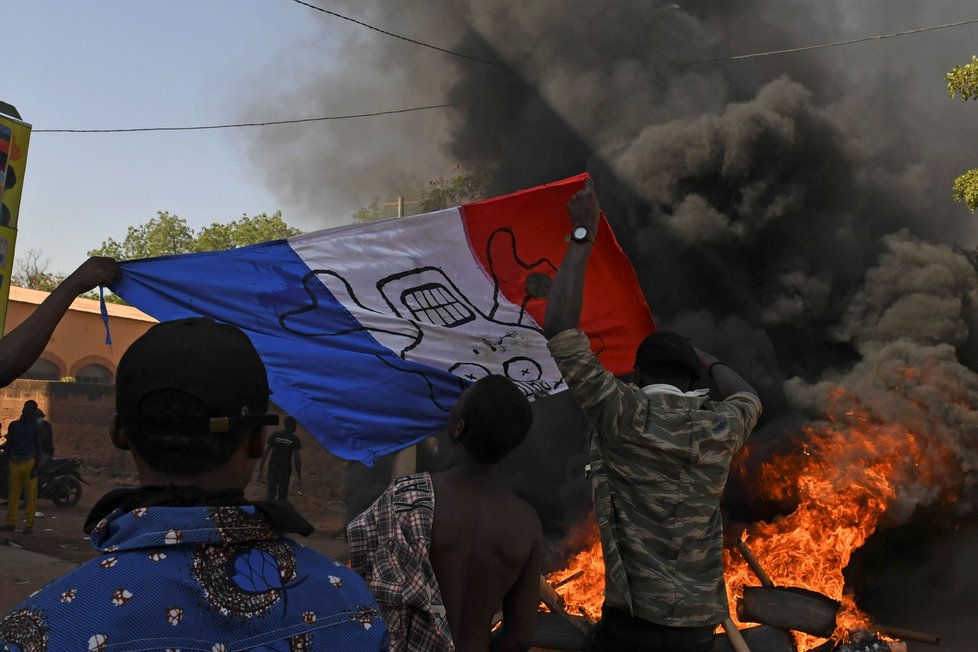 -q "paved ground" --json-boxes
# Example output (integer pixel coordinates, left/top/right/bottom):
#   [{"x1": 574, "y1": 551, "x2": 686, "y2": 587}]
[{"x1": 1, "y1": 473, "x2": 352, "y2": 614}]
